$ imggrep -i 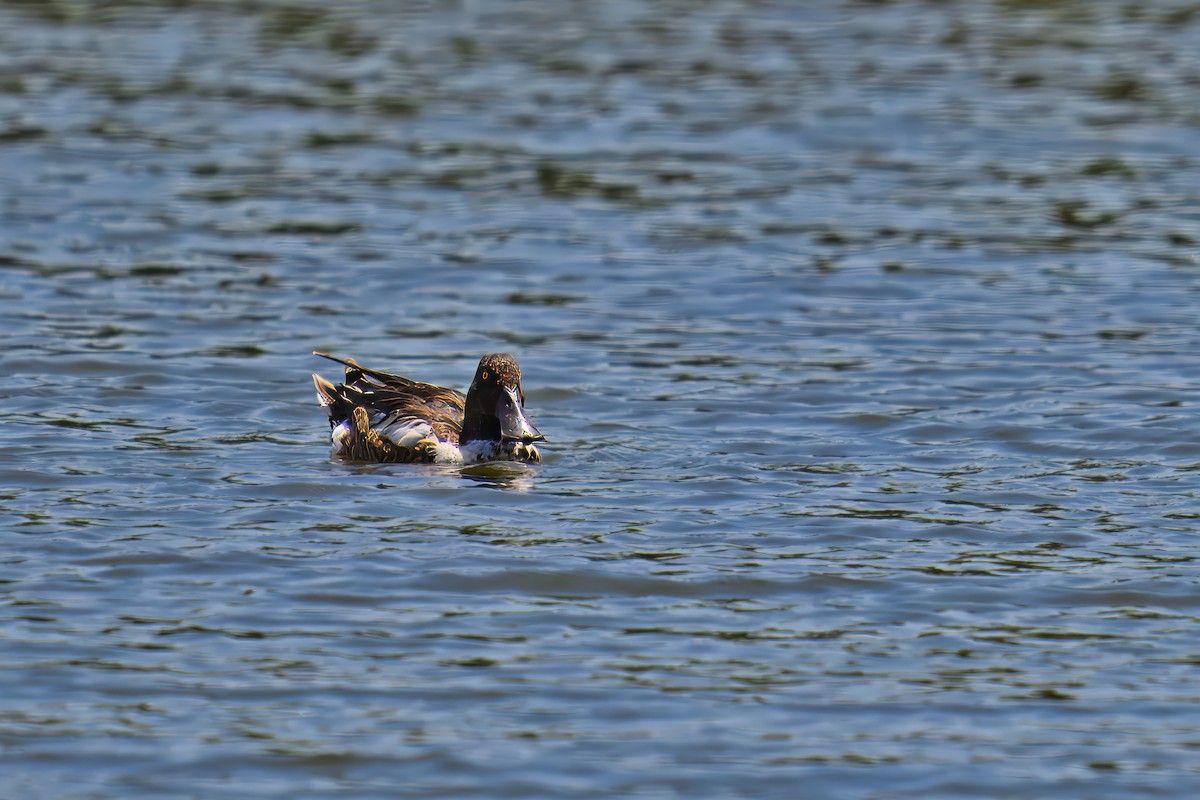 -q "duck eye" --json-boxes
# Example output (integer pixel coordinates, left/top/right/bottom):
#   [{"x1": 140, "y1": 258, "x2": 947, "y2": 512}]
[{"x1": 481, "y1": 370, "x2": 489, "y2": 380}]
